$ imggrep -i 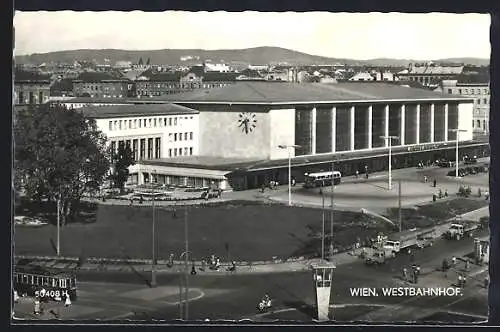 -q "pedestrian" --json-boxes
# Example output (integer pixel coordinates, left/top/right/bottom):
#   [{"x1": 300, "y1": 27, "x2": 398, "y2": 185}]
[
  {"x1": 191, "y1": 261, "x2": 197, "y2": 275},
  {"x1": 168, "y1": 253, "x2": 174, "y2": 268},
  {"x1": 261, "y1": 184, "x2": 265, "y2": 193},
  {"x1": 413, "y1": 270, "x2": 418, "y2": 284},
  {"x1": 355, "y1": 170, "x2": 359, "y2": 178},
  {"x1": 484, "y1": 276, "x2": 489, "y2": 288},
  {"x1": 201, "y1": 259, "x2": 206, "y2": 272},
  {"x1": 433, "y1": 194, "x2": 437, "y2": 202},
  {"x1": 452, "y1": 256, "x2": 456, "y2": 266},
  {"x1": 215, "y1": 258, "x2": 221, "y2": 271},
  {"x1": 457, "y1": 275, "x2": 463, "y2": 288},
  {"x1": 442, "y1": 258, "x2": 449, "y2": 271},
  {"x1": 34, "y1": 297, "x2": 41, "y2": 315},
  {"x1": 433, "y1": 179, "x2": 437, "y2": 188},
  {"x1": 478, "y1": 188, "x2": 482, "y2": 197},
  {"x1": 365, "y1": 172, "x2": 369, "y2": 179},
  {"x1": 444, "y1": 189, "x2": 448, "y2": 198},
  {"x1": 463, "y1": 275, "x2": 467, "y2": 287},
  {"x1": 465, "y1": 260, "x2": 470, "y2": 271},
  {"x1": 424, "y1": 175, "x2": 428, "y2": 183},
  {"x1": 291, "y1": 177, "x2": 296, "y2": 187},
  {"x1": 402, "y1": 267, "x2": 408, "y2": 281},
  {"x1": 64, "y1": 294, "x2": 71, "y2": 307}
]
